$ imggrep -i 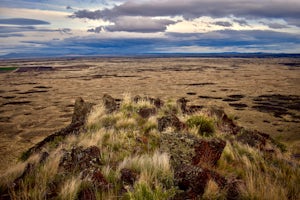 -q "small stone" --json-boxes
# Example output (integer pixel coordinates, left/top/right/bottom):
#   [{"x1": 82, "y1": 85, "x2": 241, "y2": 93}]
[{"x1": 120, "y1": 168, "x2": 138, "y2": 185}]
